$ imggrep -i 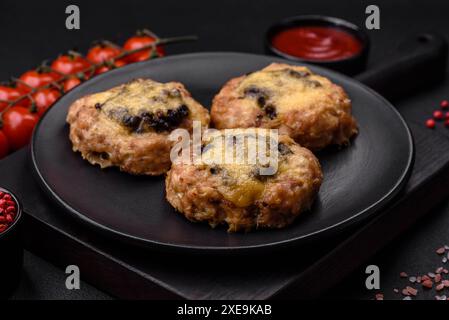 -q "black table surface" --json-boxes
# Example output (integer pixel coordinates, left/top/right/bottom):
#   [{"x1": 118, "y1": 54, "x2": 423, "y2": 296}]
[{"x1": 2, "y1": 0, "x2": 449, "y2": 299}]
